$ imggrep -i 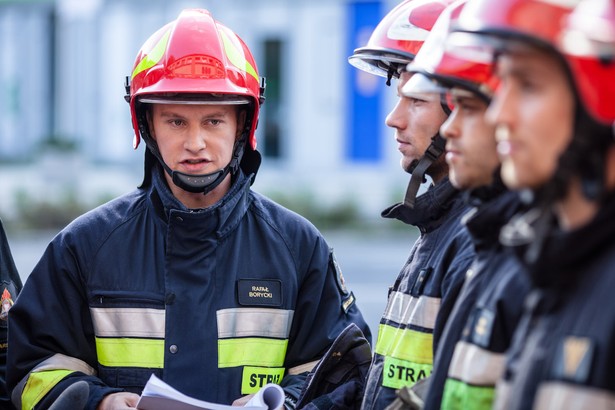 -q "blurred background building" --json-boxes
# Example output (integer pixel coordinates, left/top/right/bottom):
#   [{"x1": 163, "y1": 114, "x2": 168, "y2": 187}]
[{"x1": 0, "y1": 0, "x2": 412, "y2": 229}]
